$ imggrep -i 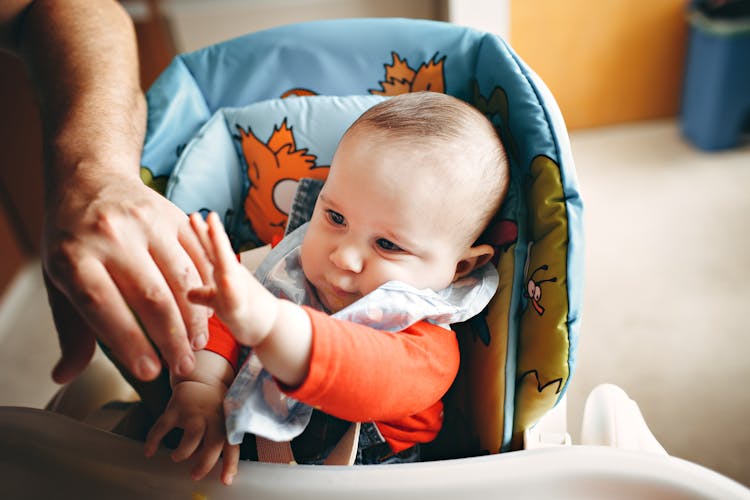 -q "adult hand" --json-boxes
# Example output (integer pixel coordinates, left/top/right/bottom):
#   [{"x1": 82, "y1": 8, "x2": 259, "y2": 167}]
[{"x1": 42, "y1": 171, "x2": 212, "y2": 383}]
